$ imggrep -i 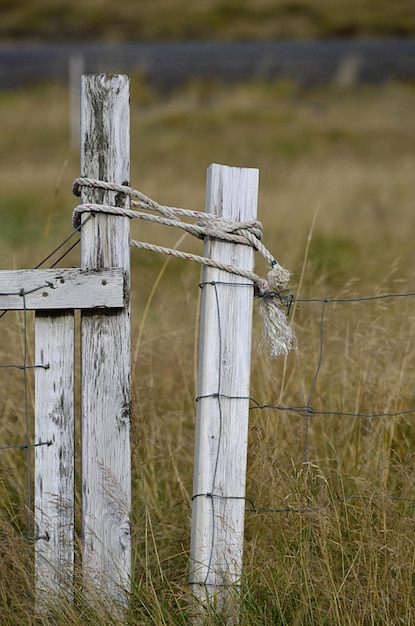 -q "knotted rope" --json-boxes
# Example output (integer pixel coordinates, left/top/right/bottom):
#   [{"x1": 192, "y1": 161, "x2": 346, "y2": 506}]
[{"x1": 72, "y1": 177, "x2": 296, "y2": 357}]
